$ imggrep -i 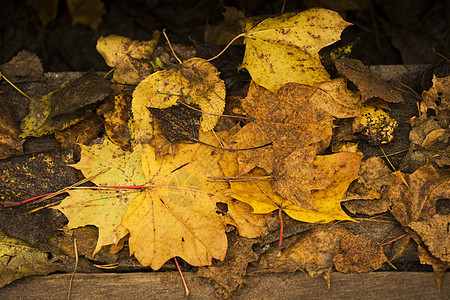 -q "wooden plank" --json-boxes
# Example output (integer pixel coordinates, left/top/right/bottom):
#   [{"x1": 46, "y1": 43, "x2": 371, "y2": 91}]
[{"x1": 0, "y1": 272, "x2": 448, "y2": 299}]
